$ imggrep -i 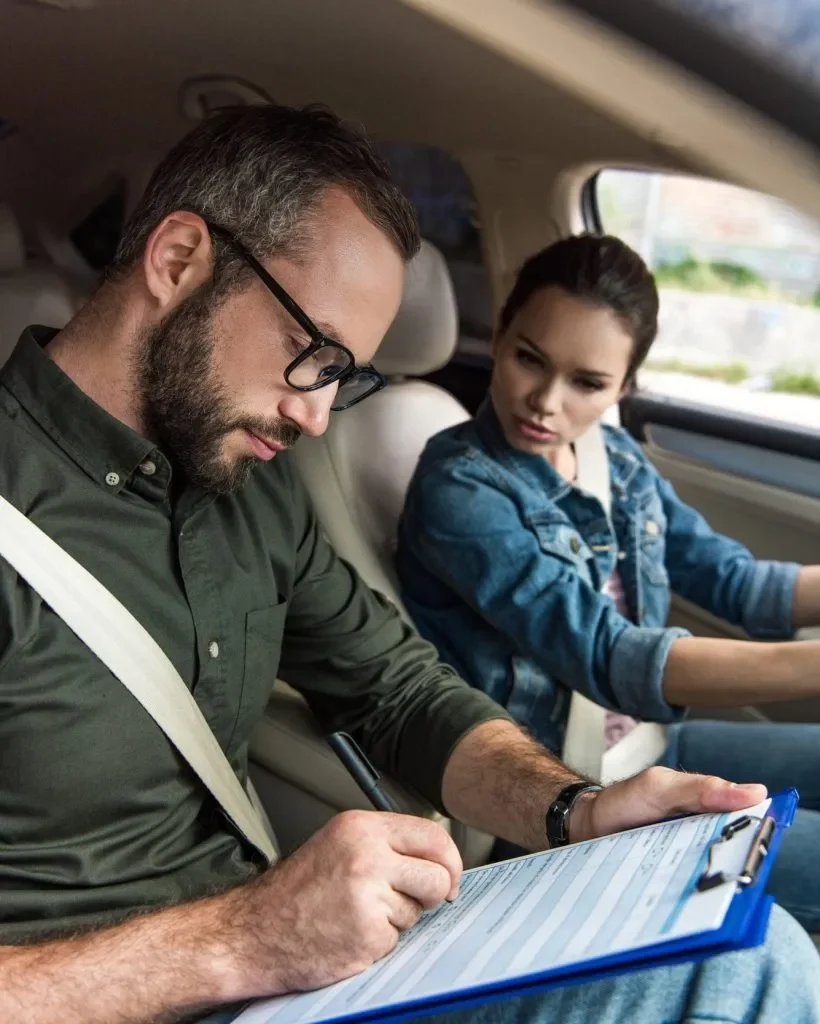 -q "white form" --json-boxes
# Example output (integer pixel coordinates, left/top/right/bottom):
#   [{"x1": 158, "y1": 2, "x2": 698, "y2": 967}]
[{"x1": 234, "y1": 800, "x2": 770, "y2": 1024}]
